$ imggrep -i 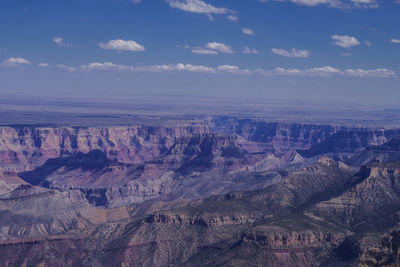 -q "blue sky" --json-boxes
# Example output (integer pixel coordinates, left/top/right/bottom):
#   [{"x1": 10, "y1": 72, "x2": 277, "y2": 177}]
[{"x1": 0, "y1": 0, "x2": 399, "y2": 106}]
